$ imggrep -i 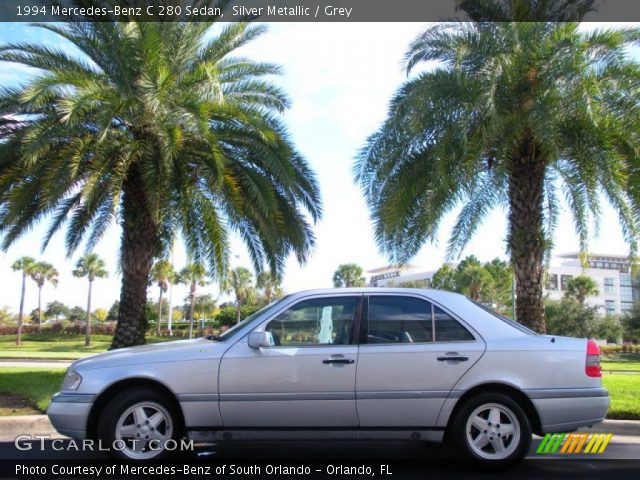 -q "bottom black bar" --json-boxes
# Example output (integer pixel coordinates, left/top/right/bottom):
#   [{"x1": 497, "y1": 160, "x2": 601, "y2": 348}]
[{"x1": 1, "y1": 458, "x2": 640, "y2": 480}]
